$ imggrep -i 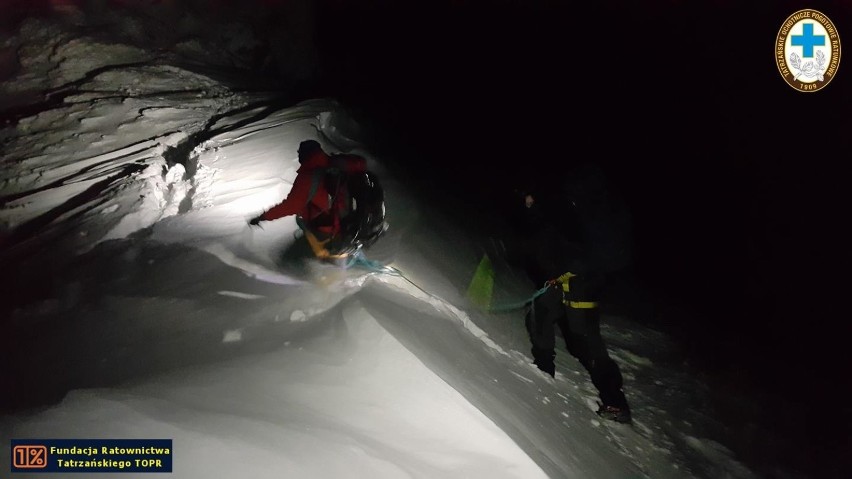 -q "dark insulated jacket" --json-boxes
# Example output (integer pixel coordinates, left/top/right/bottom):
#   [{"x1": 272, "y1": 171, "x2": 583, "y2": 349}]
[{"x1": 513, "y1": 165, "x2": 634, "y2": 285}]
